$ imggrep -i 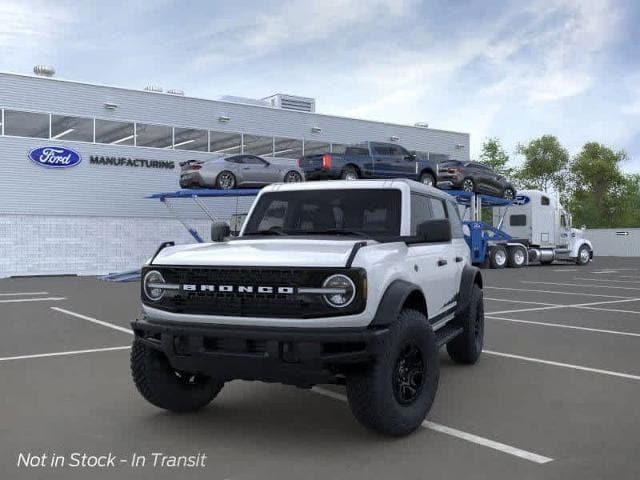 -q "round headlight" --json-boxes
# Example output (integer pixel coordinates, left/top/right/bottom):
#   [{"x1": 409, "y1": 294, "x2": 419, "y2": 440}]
[
  {"x1": 143, "y1": 270, "x2": 165, "y2": 301},
  {"x1": 323, "y1": 274, "x2": 356, "y2": 308}
]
